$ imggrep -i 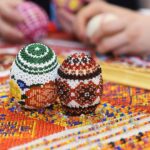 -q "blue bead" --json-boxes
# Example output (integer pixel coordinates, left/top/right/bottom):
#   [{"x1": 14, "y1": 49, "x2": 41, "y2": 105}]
[
  {"x1": 17, "y1": 80, "x2": 28, "y2": 90},
  {"x1": 102, "y1": 118, "x2": 106, "y2": 121},
  {"x1": 0, "y1": 114, "x2": 6, "y2": 117},
  {"x1": 103, "y1": 103, "x2": 107, "y2": 107},
  {"x1": 120, "y1": 113, "x2": 124, "y2": 117},
  {"x1": 0, "y1": 96, "x2": 7, "y2": 98},
  {"x1": 108, "y1": 113, "x2": 114, "y2": 117},
  {"x1": 115, "y1": 146, "x2": 121, "y2": 150}
]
